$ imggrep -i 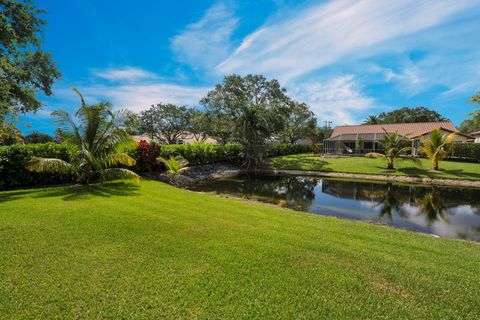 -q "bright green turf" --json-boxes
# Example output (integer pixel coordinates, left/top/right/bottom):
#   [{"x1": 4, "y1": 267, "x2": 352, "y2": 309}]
[
  {"x1": 1, "y1": 180, "x2": 479, "y2": 319},
  {"x1": 264, "y1": 154, "x2": 480, "y2": 180}
]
